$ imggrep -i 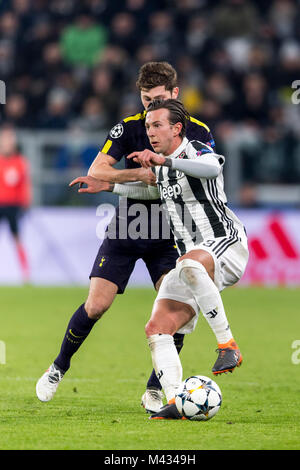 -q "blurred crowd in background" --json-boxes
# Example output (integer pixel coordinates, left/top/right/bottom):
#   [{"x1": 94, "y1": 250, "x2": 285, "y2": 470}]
[{"x1": 0, "y1": 0, "x2": 299, "y2": 200}]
